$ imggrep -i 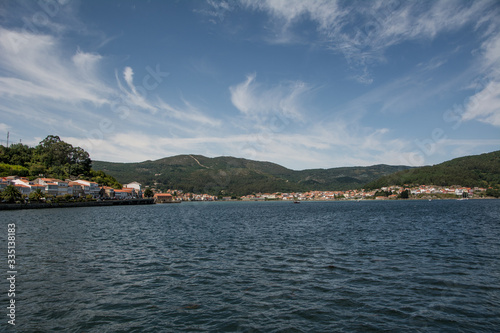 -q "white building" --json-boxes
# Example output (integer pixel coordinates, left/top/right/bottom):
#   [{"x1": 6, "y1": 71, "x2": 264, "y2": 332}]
[
  {"x1": 124, "y1": 182, "x2": 142, "y2": 198},
  {"x1": 124, "y1": 181, "x2": 141, "y2": 191},
  {"x1": 35, "y1": 178, "x2": 65, "y2": 196},
  {"x1": 72, "y1": 180, "x2": 100, "y2": 197}
]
